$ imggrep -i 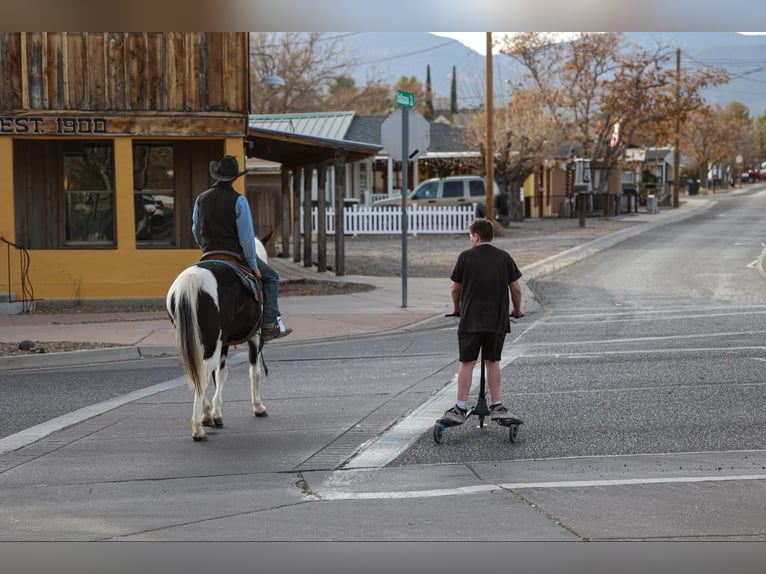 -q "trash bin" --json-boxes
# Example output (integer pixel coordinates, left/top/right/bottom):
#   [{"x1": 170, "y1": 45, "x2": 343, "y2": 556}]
[
  {"x1": 647, "y1": 194, "x2": 657, "y2": 214},
  {"x1": 688, "y1": 180, "x2": 700, "y2": 196}
]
